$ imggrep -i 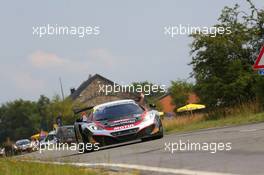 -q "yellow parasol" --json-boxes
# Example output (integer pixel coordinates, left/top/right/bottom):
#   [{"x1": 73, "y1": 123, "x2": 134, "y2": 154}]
[
  {"x1": 31, "y1": 133, "x2": 40, "y2": 140},
  {"x1": 31, "y1": 131, "x2": 48, "y2": 140},
  {"x1": 177, "y1": 104, "x2": 206, "y2": 112}
]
